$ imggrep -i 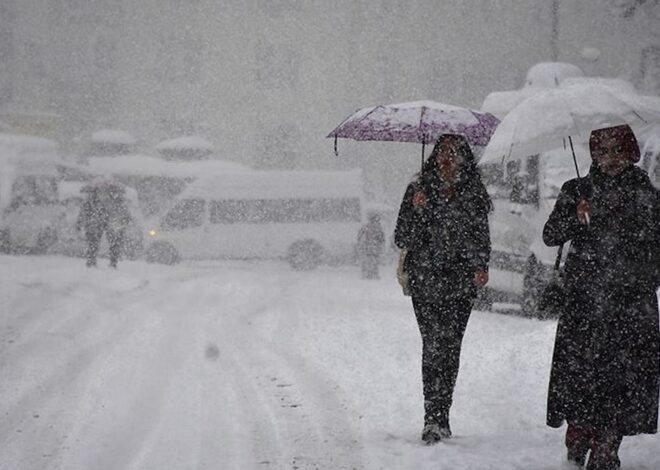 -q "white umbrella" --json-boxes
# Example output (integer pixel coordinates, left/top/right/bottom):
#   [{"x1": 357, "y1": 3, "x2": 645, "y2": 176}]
[{"x1": 479, "y1": 83, "x2": 660, "y2": 174}]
